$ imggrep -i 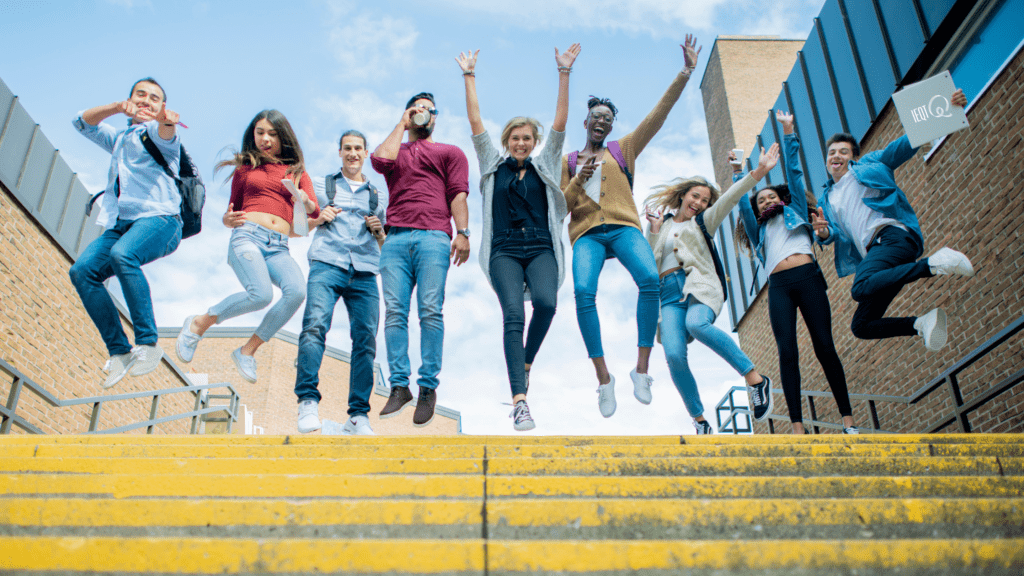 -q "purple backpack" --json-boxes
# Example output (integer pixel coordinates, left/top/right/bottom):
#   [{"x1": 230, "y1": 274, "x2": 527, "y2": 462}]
[{"x1": 567, "y1": 140, "x2": 634, "y2": 190}]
